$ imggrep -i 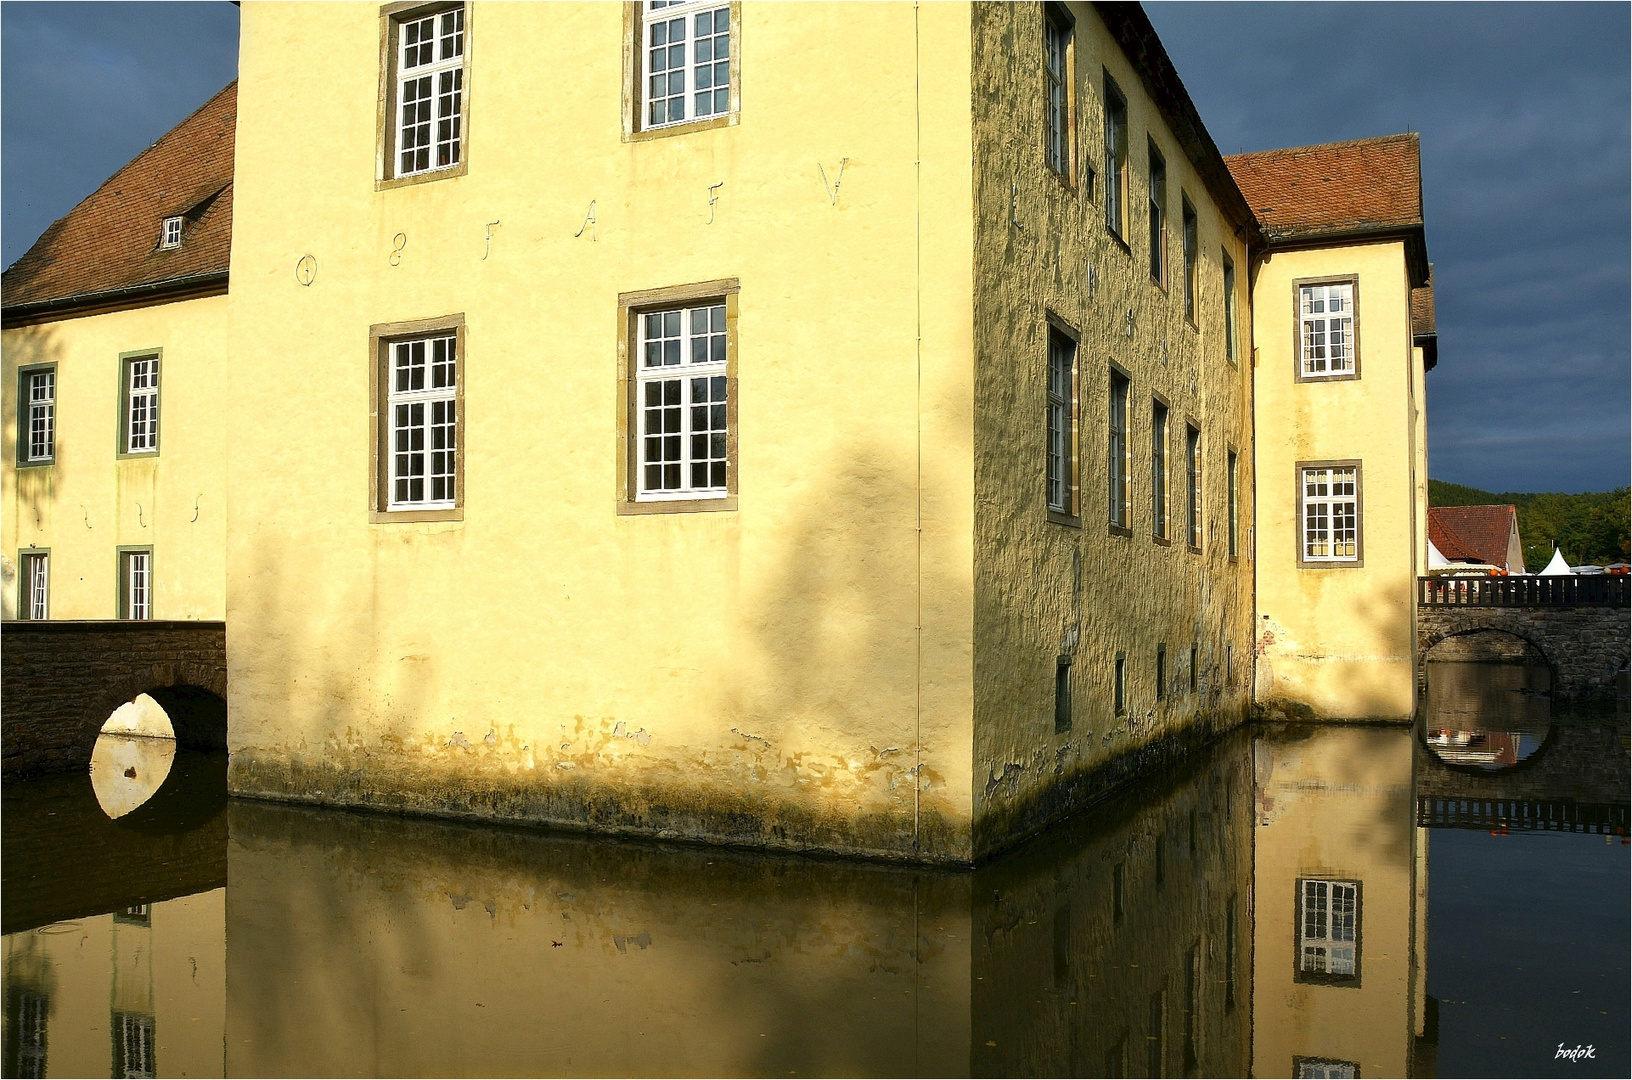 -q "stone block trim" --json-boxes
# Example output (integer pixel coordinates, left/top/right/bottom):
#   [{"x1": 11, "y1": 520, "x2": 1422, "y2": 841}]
[{"x1": 1, "y1": 620, "x2": 226, "y2": 778}]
